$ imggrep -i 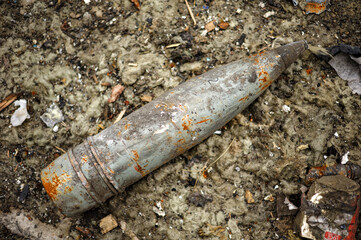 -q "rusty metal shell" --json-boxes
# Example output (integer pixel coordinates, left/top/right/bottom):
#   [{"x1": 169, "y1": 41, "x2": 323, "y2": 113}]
[{"x1": 41, "y1": 41, "x2": 308, "y2": 216}]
